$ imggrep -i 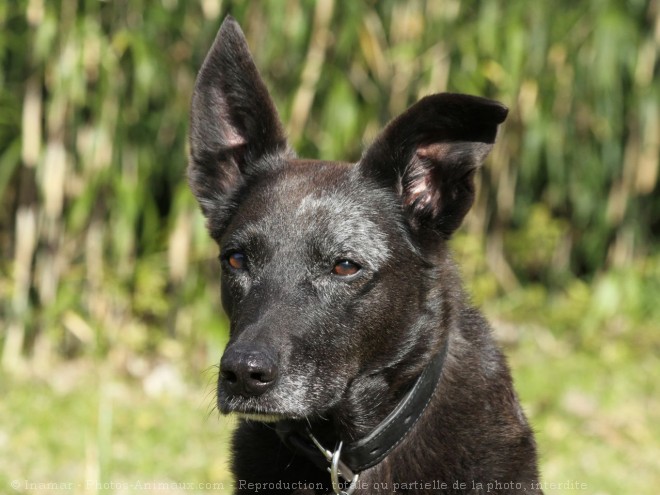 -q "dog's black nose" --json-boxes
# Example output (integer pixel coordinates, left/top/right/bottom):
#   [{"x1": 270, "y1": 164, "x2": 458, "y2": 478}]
[{"x1": 220, "y1": 345, "x2": 278, "y2": 397}]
